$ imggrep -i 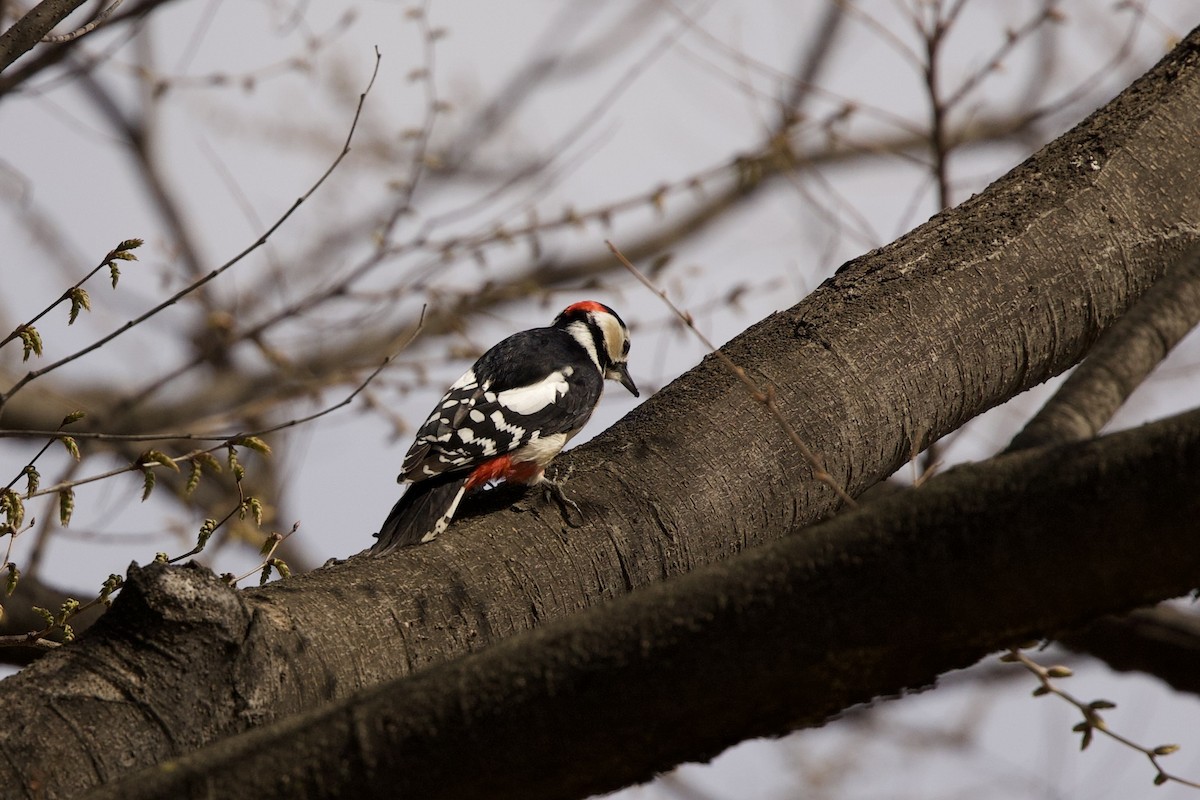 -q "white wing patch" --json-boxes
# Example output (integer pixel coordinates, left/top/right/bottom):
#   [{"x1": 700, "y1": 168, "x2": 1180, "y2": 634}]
[
  {"x1": 448, "y1": 368, "x2": 478, "y2": 390},
  {"x1": 496, "y1": 370, "x2": 571, "y2": 415}
]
